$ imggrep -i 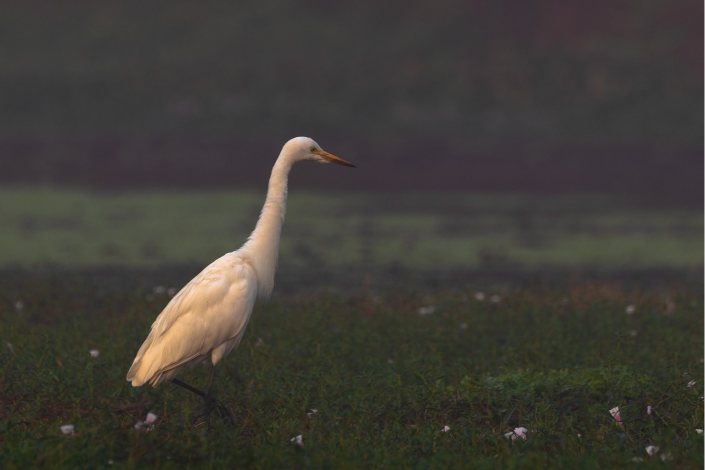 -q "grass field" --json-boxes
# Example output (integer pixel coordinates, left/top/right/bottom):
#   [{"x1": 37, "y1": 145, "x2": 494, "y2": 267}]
[
  {"x1": 0, "y1": 188, "x2": 702, "y2": 467},
  {"x1": 1, "y1": 271, "x2": 702, "y2": 467}
]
